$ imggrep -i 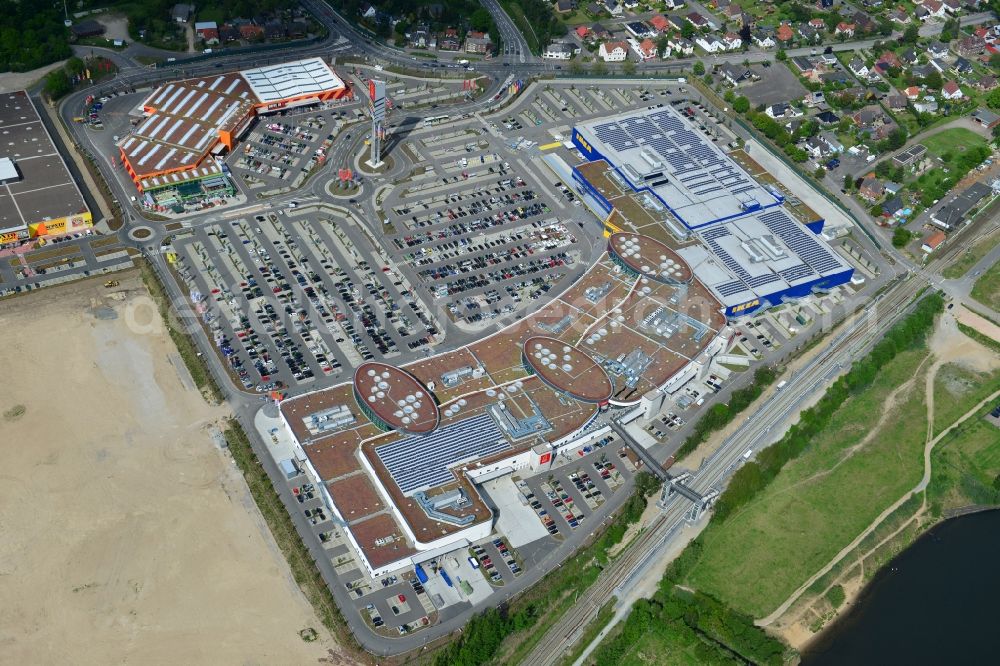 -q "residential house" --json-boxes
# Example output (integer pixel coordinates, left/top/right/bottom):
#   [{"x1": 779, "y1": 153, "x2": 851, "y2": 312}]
[
  {"x1": 804, "y1": 90, "x2": 826, "y2": 107},
  {"x1": 238, "y1": 23, "x2": 264, "y2": 40},
  {"x1": 820, "y1": 132, "x2": 845, "y2": 153},
  {"x1": 776, "y1": 23, "x2": 794, "y2": 43},
  {"x1": 624, "y1": 0, "x2": 640, "y2": 8},
  {"x1": 851, "y1": 11, "x2": 877, "y2": 33},
  {"x1": 575, "y1": 25, "x2": 591, "y2": 39},
  {"x1": 556, "y1": 0, "x2": 575, "y2": 12},
  {"x1": 667, "y1": 36, "x2": 695, "y2": 55},
  {"x1": 798, "y1": 24, "x2": 820, "y2": 43},
  {"x1": 941, "y1": 80, "x2": 964, "y2": 100},
  {"x1": 752, "y1": 29, "x2": 776, "y2": 49},
  {"x1": 722, "y1": 32, "x2": 742, "y2": 50},
  {"x1": 858, "y1": 174, "x2": 885, "y2": 202},
  {"x1": 821, "y1": 70, "x2": 853, "y2": 84},
  {"x1": 625, "y1": 21, "x2": 654, "y2": 38},
  {"x1": 921, "y1": 230, "x2": 946, "y2": 253},
  {"x1": 904, "y1": 85, "x2": 922, "y2": 100},
  {"x1": 928, "y1": 41, "x2": 949, "y2": 59},
  {"x1": 808, "y1": 17, "x2": 826, "y2": 30},
  {"x1": 852, "y1": 105, "x2": 886, "y2": 129},
  {"x1": 718, "y1": 63, "x2": 755, "y2": 85},
  {"x1": 920, "y1": 0, "x2": 947, "y2": 18},
  {"x1": 599, "y1": 41, "x2": 628, "y2": 61},
  {"x1": 835, "y1": 22, "x2": 856, "y2": 37},
  {"x1": 171, "y1": 3, "x2": 194, "y2": 23},
  {"x1": 723, "y1": 4, "x2": 746, "y2": 22},
  {"x1": 972, "y1": 107, "x2": 1000, "y2": 129},
  {"x1": 886, "y1": 94, "x2": 908, "y2": 109},
  {"x1": 892, "y1": 143, "x2": 927, "y2": 167},
  {"x1": 360, "y1": 4, "x2": 377, "y2": 19},
  {"x1": 586, "y1": 2, "x2": 603, "y2": 16},
  {"x1": 543, "y1": 42, "x2": 576, "y2": 59},
  {"x1": 766, "y1": 103, "x2": 801, "y2": 118},
  {"x1": 695, "y1": 34, "x2": 726, "y2": 52},
  {"x1": 900, "y1": 48, "x2": 918, "y2": 65},
  {"x1": 464, "y1": 30, "x2": 492, "y2": 54},
  {"x1": 262, "y1": 19, "x2": 286, "y2": 40},
  {"x1": 663, "y1": 0, "x2": 686, "y2": 8},
  {"x1": 817, "y1": 0, "x2": 834, "y2": 7},
  {"x1": 603, "y1": 0, "x2": 623, "y2": 16},
  {"x1": 409, "y1": 25, "x2": 436, "y2": 48},
  {"x1": 976, "y1": 74, "x2": 998, "y2": 90},
  {"x1": 942, "y1": 0, "x2": 963, "y2": 12},
  {"x1": 805, "y1": 136, "x2": 829, "y2": 159},
  {"x1": 882, "y1": 195, "x2": 905, "y2": 217},
  {"x1": 633, "y1": 38, "x2": 659, "y2": 60},
  {"x1": 195, "y1": 21, "x2": 219, "y2": 44},
  {"x1": 817, "y1": 110, "x2": 840, "y2": 124},
  {"x1": 439, "y1": 28, "x2": 461, "y2": 51},
  {"x1": 591, "y1": 23, "x2": 612, "y2": 40},
  {"x1": 957, "y1": 35, "x2": 986, "y2": 58},
  {"x1": 785, "y1": 118, "x2": 806, "y2": 134},
  {"x1": 929, "y1": 58, "x2": 948, "y2": 73},
  {"x1": 915, "y1": 4, "x2": 931, "y2": 19},
  {"x1": 952, "y1": 57, "x2": 974, "y2": 75},
  {"x1": 649, "y1": 15, "x2": 670, "y2": 32},
  {"x1": 911, "y1": 64, "x2": 936, "y2": 80},
  {"x1": 219, "y1": 24, "x2": 240, "y2": 42},
  {"x1": 686, "y1": 12, "x2": 715, "y2": 30},
  {"x1": 877, "y1": 51, "x2": 902, "y2": 69},
  {"x1": 791, "y1": 56, "x2": 816, "y2": 77},
  {"x1": 849, "y1": 57, "x2": 870, "y2": 78},
  {"x1": 888, "y1": 6, "x2": 909, "y2": 22},
  {"x1": 914, "y1": 96, "x2": 939, "y2": 113},
  {"x1": 873, "y1": 120, "x2": 900, "y2": 140}
]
